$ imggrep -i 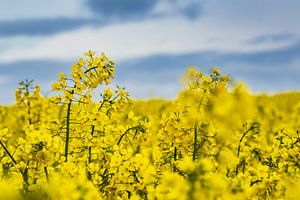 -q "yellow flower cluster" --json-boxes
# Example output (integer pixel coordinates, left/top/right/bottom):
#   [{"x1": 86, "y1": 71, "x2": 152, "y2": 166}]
[{"x1": 0, "y1": 51, "x2": 299, "y2": 199}]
